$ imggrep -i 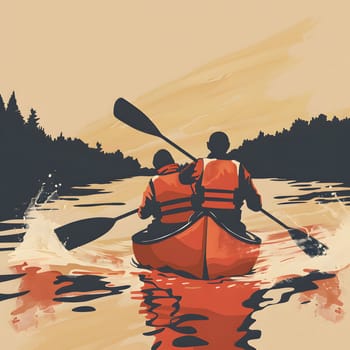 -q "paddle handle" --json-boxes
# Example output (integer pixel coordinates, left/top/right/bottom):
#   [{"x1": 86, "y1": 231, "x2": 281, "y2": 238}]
[
  {"x1": 114, "y1": 208, "x2": 138, "y2": 221},
  {"x1": 160, "y1": 135, "x2": 197, "y2": 161},
  {"x1": 260, "y1": 208, "x2": 291, "y2": 230}
]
